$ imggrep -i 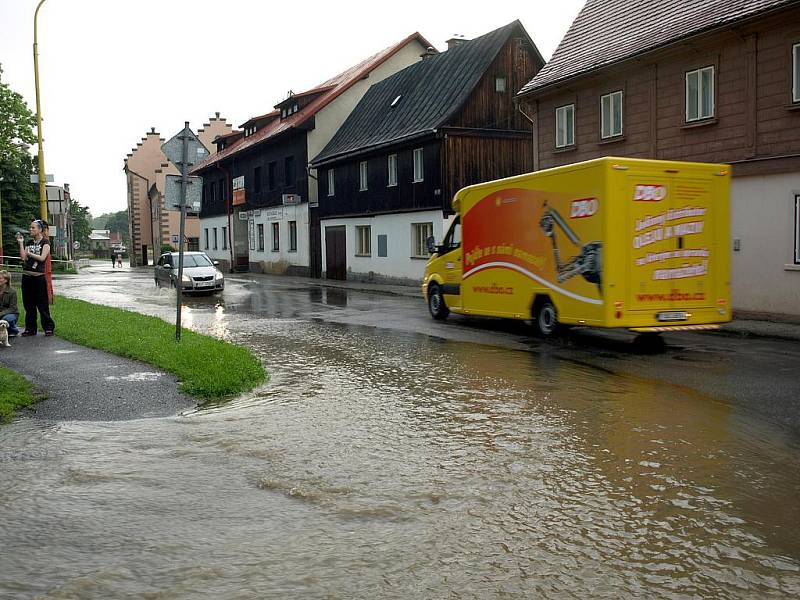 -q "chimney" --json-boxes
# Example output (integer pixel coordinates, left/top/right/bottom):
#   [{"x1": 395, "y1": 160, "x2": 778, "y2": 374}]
[
  {"x1": 446, "y1": 36, "x2": 469, "y2": 50},
  {"x1": 215, "y1": 111, "x2": 220, "y2": 119},
  {"x1": 420, "y1": 46, "x2": 437, "y2": 60}
]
